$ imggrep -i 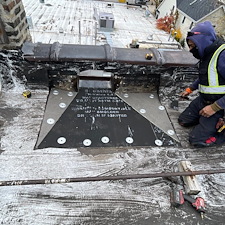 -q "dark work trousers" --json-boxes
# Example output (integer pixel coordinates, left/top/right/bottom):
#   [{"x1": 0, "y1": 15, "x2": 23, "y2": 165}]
[{"x1": 178, "y1": 96, "x2": 225, "y2": 145}]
